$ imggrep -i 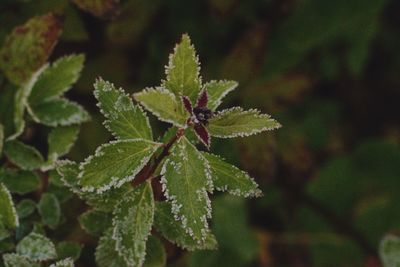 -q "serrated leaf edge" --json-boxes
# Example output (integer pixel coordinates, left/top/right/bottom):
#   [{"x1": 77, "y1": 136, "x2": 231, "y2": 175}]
[
  {"x1": 0, "y1": 183, "x2": 19, "y2": 228},
  {"x1": 203, "y1": 80, "x2": 238, "y2": 111}
]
